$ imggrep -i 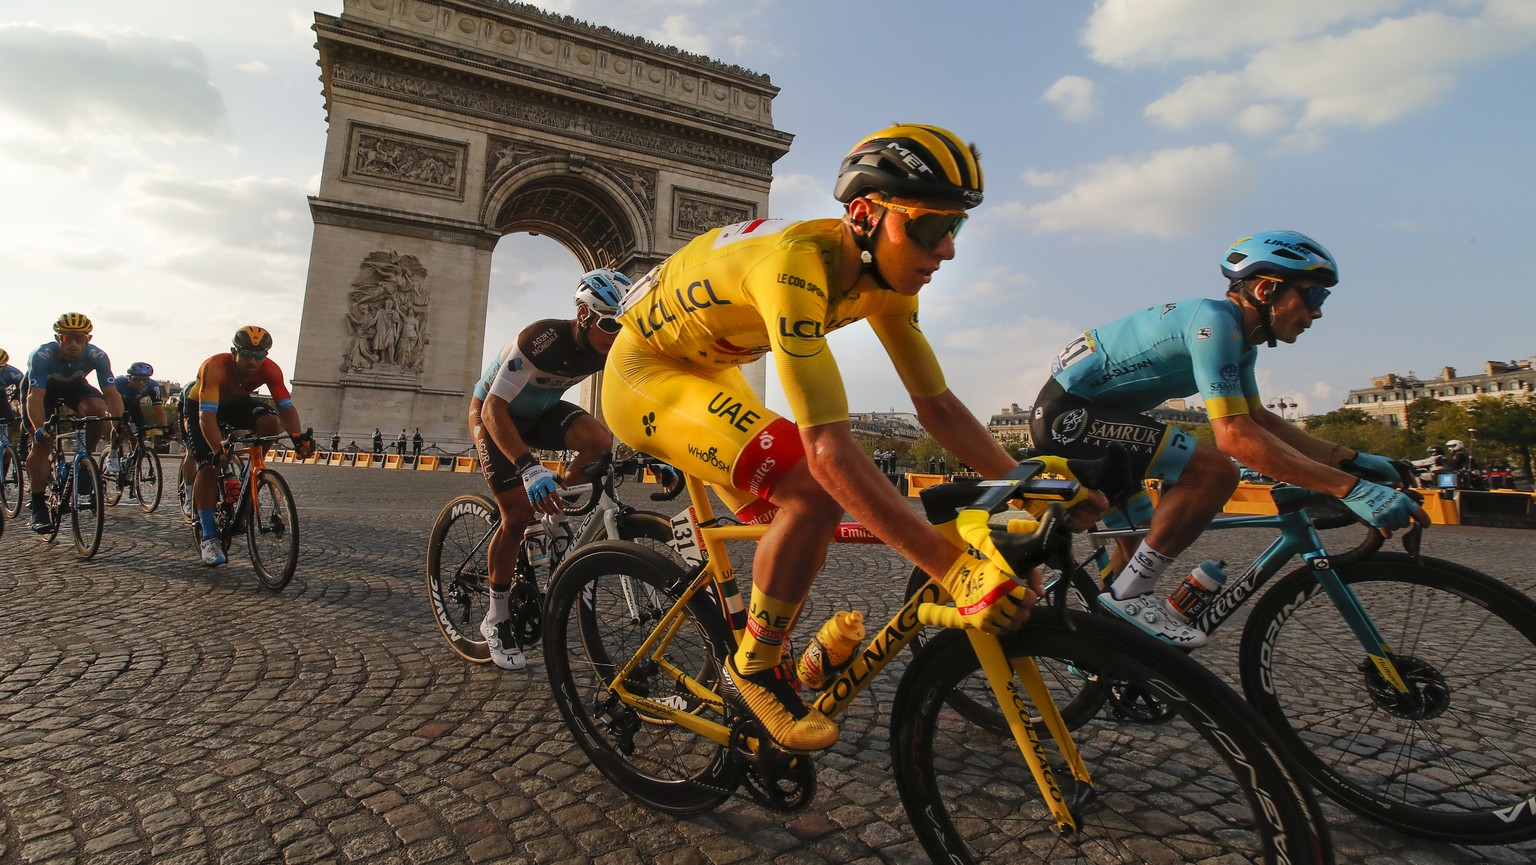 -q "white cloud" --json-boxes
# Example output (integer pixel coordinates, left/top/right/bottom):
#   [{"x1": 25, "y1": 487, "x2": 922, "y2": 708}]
[
  {"x1": 769, "y1": 172, "x2": 828, "y2": 222},
  {"x1": 647, "y1": 14, "x2": 712, "y2": 55},
  {"x1": 1083, "y1": 0, "x2": 1405, "y2": 66},
  {"x1": 124, "y1": 171, "x2": 310, "y2": 253},
  {"x1": 1043, "y1": 75, "x2": 1096, "y2": 122},
  {"x1": 0, "y1": 24, "x2": 226, "y2": 141},
  {"x1": 235, "y1": 60, "x2": 273, "y2": 76},
  {"x1": 1004, "y1": 144, "x2": 1252, "y2": 238},
  {"x1": 1140, "y1": 4, "x2": 1536, "y2": 135},
  {"x1": 1022, "y1": 169, "x2": 1069, "y2": 188}
]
